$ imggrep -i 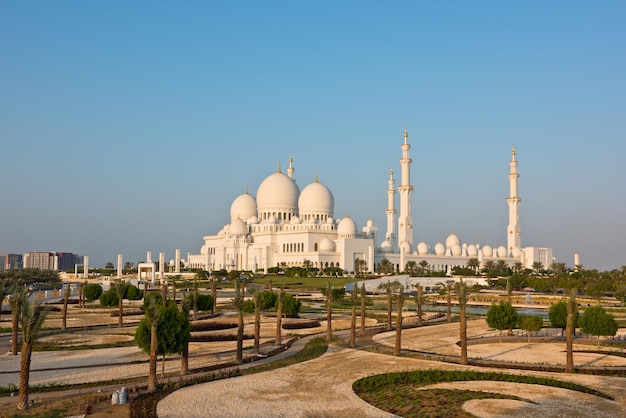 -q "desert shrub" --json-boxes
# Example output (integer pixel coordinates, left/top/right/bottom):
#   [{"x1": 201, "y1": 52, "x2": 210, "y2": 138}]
[{"x1": 186, "y1": 293, "x2": 213, "y2": 311}]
